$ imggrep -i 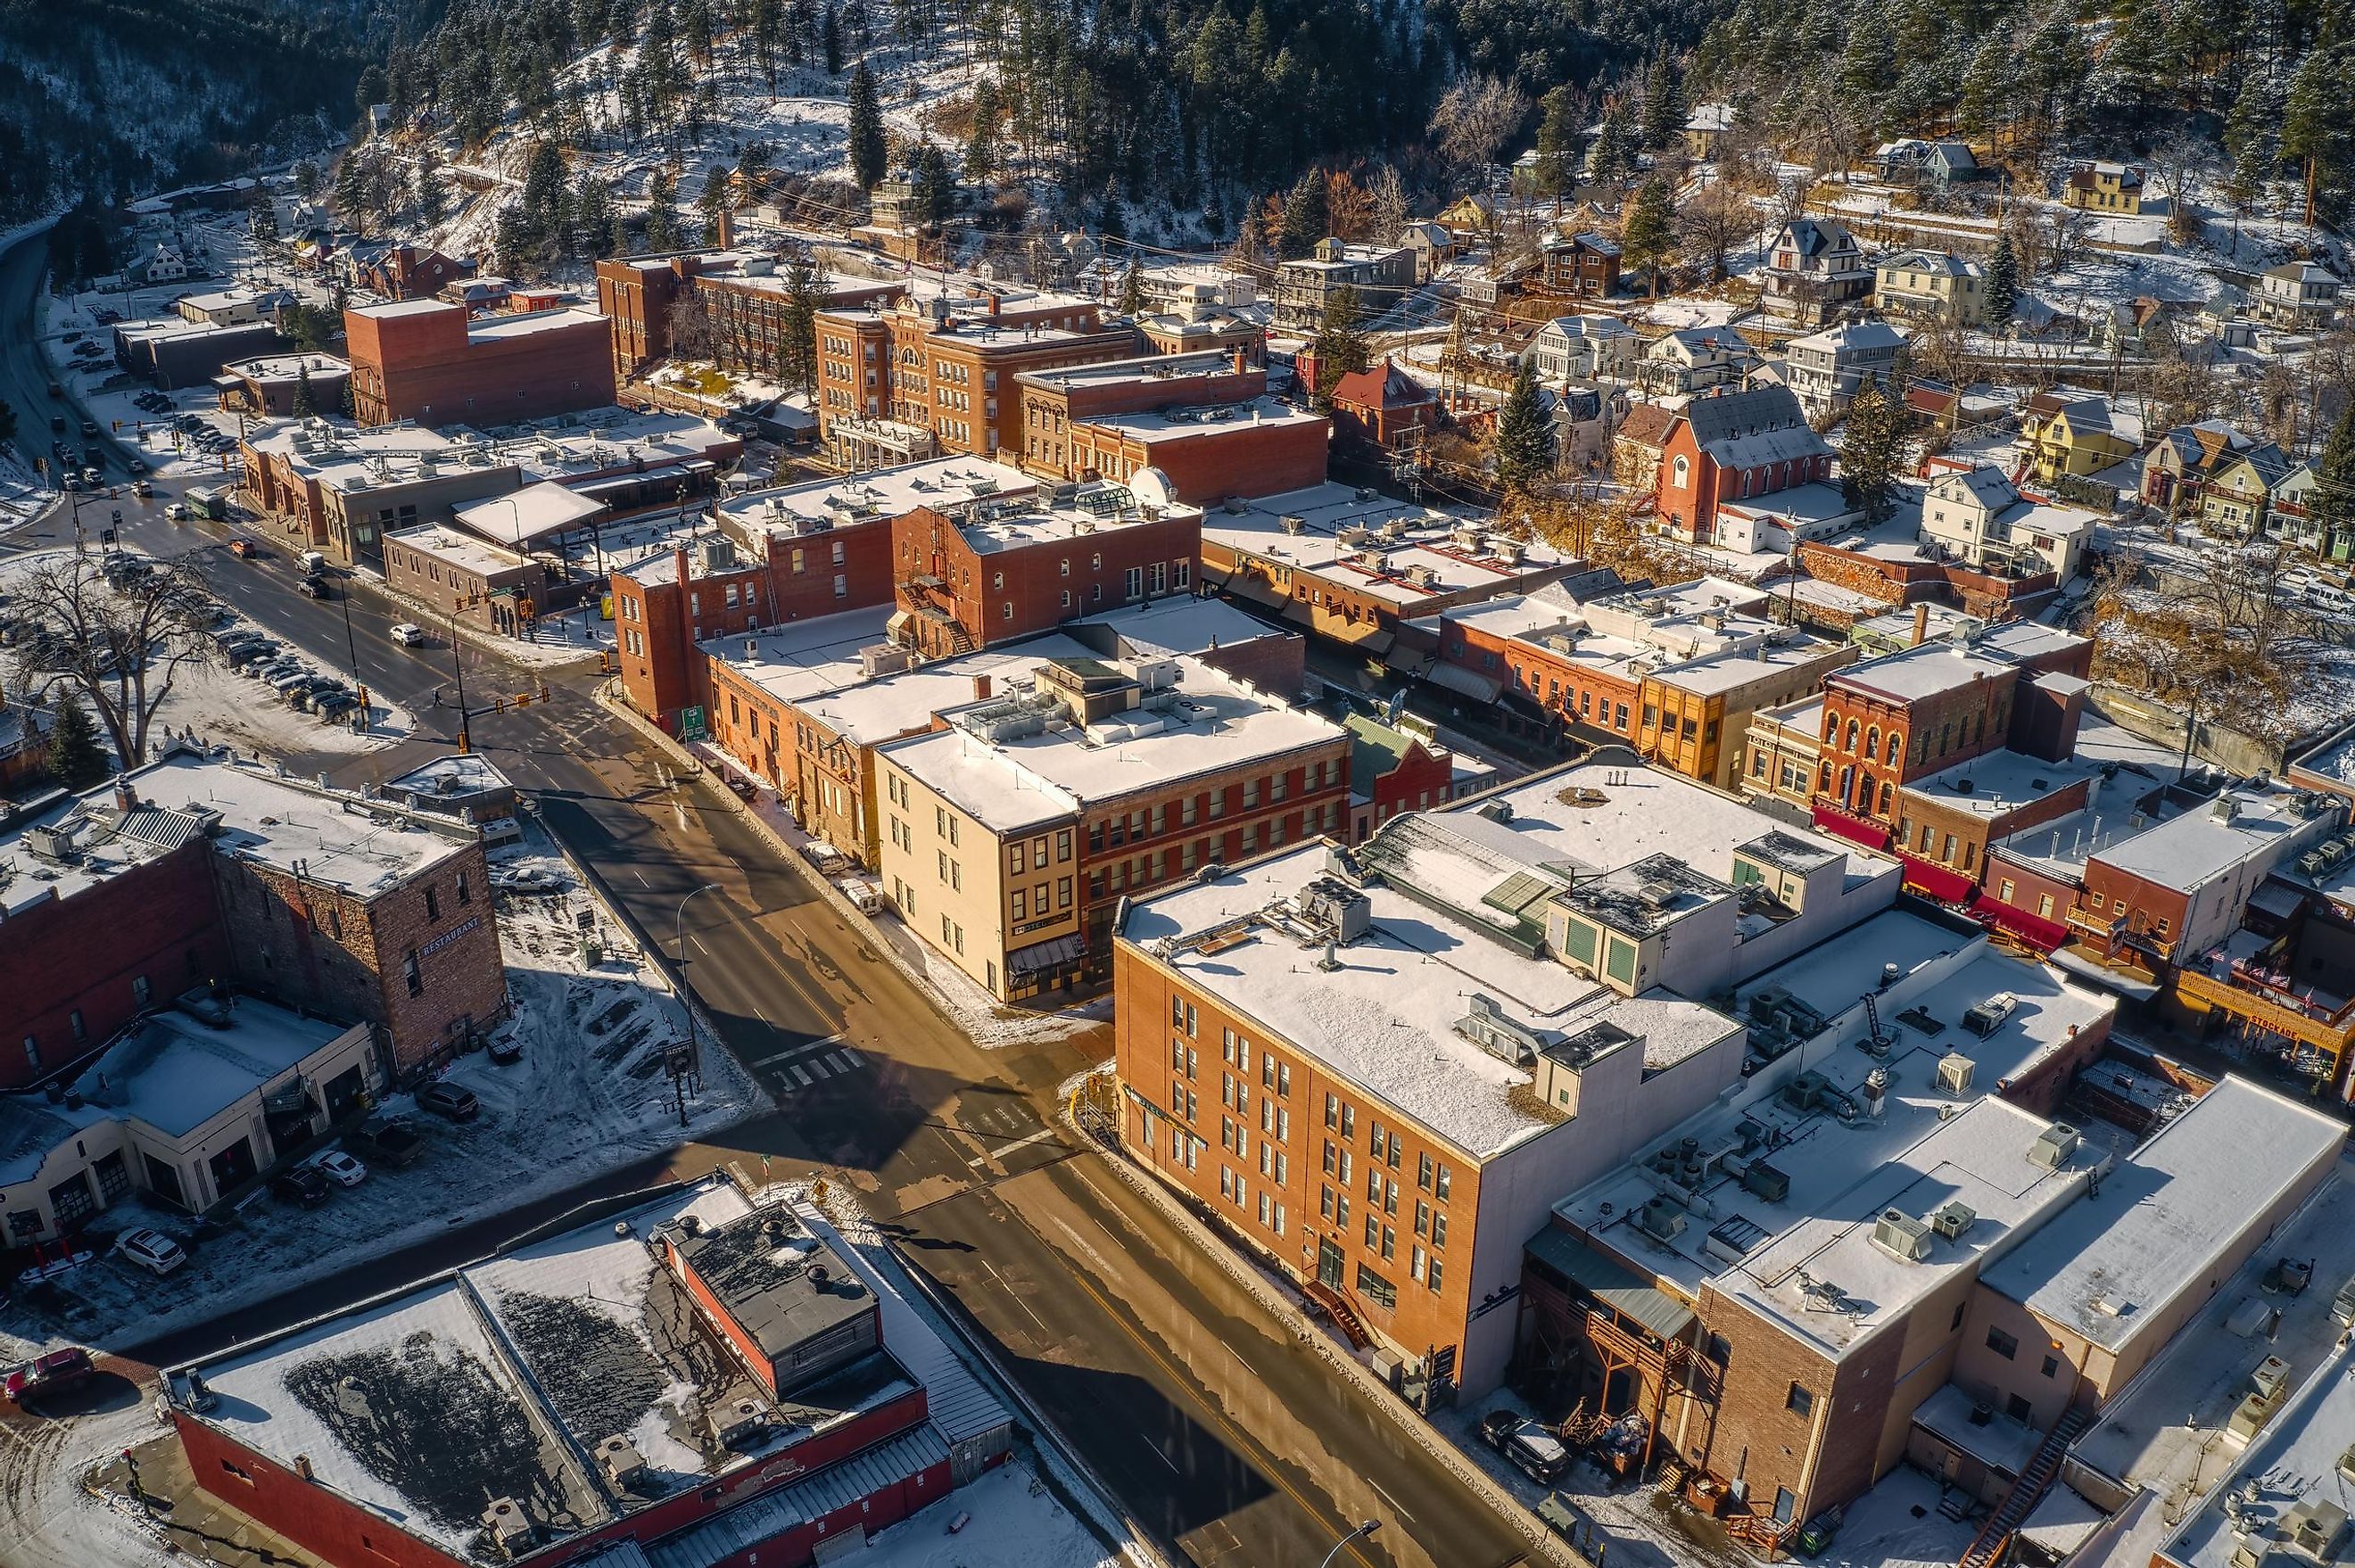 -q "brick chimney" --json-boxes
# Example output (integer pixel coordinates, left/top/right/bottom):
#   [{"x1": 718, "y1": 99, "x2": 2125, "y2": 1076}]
[
  {"x1": 715, "y1": 207, "x2": 735, "y2": 252},
  {"x1": 1232, "y1": 345, "x2": 1249, "y2": 375},
  {"x1": 987, "y1": 293, "x2": 1002, "y2": 318},
  {"x1": 112, "y1": 777, "x2": 137, "y2": 814},
  {"x1": 973, "y1": 673, "x2": 993, "y2": 700},
  {"x1": 1911, "y1": 601, "x2": 1929, "y2": 647}
]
